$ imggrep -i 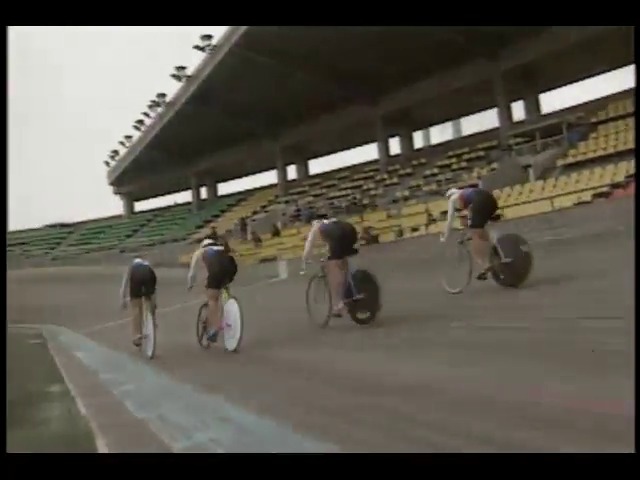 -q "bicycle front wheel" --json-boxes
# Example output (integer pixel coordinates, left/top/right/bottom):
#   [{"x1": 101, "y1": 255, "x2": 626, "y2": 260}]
[
  {"x1": 196, "y1": 302, "x2": 210, "y2": 349},
  {"x1": 305, "y1": 273, "x2": 332, "y2": 328},
  {"x1": 441, "y1": 240, "x2": 473, "y2": 294},
  {"x1": 141, "y1": 299, "x2": 156, "y2": 359}
]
